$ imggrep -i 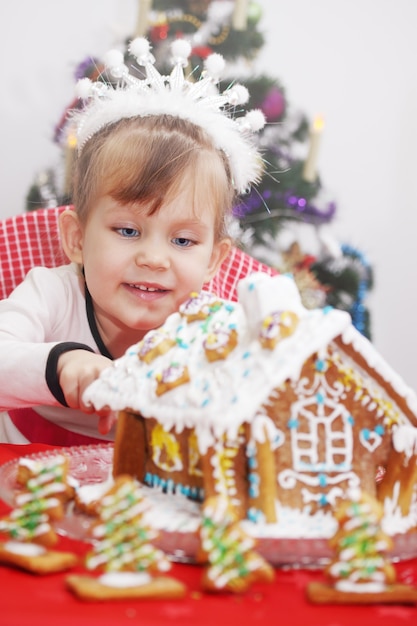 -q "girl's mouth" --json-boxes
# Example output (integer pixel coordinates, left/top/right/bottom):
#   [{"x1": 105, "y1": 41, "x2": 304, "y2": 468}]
[
  {"x1": 125, "y1": 283, "x2": 169, "y2": 300},
  {"x1": 132, "y1": 284, "x2": 165, "y2": 292}
]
